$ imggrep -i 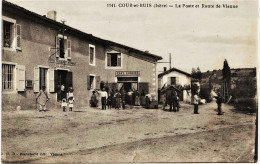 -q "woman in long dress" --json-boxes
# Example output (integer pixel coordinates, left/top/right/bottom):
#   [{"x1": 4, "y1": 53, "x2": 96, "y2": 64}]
[{"x1": 36, "y1": 86, "x2": 49, "y2": 112}]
